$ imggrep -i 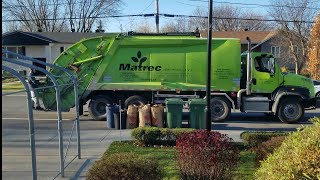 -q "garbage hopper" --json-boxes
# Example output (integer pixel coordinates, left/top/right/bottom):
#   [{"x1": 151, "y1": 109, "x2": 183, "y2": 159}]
[
  {"x1": 189, "y1": 98, "x2": 206, "y2": 129},
  {"x1": 165, "y1": 98, "x2": 183, "y2": 128},
  {"x1": 106, "y1": 104, "x2": 116, "y2": 128}
]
